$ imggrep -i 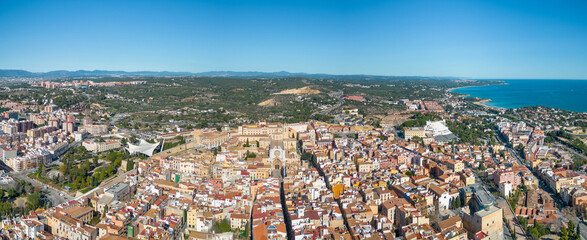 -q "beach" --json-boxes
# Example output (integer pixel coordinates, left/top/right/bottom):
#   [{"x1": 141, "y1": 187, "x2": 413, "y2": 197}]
[{"x1": 473, "y1": 98, "x2": 505, "y2": 111}]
